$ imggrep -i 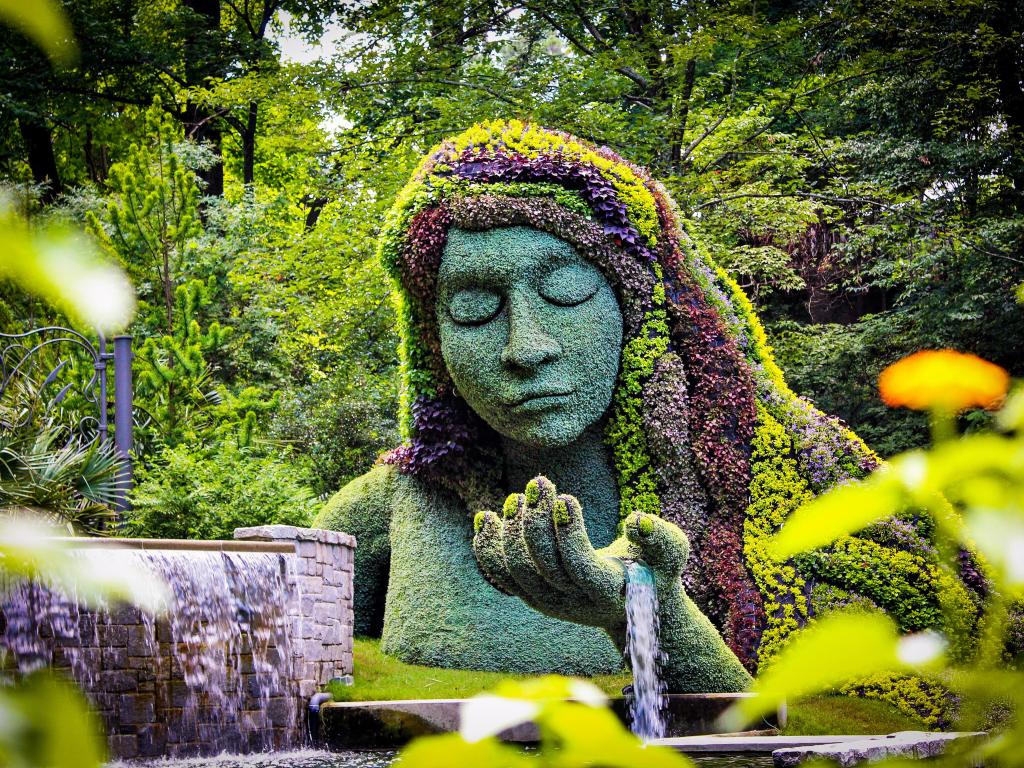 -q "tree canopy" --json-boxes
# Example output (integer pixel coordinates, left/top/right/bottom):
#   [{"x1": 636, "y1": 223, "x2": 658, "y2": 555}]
[{"x1": 1, "y1": 0, "x2": 1021, "y2": 529}]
